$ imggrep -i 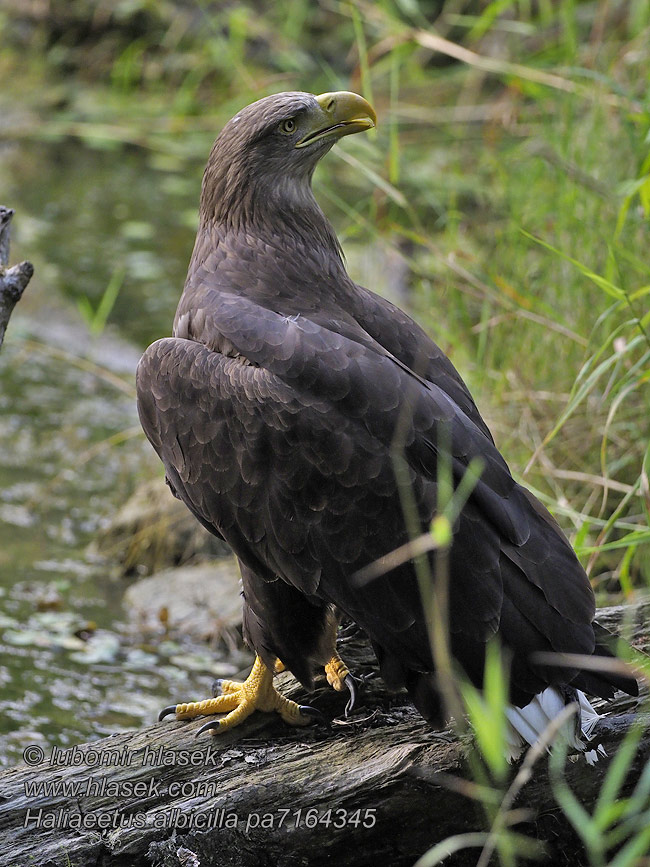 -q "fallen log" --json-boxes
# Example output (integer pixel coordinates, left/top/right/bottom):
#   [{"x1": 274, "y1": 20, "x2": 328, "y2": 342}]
[
  {"x1": 0, "y1": 601, "x2": 647, "y2": 867},
  {"x1": 0, "y1": 206, "x2": 33, "y2": 350}
]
